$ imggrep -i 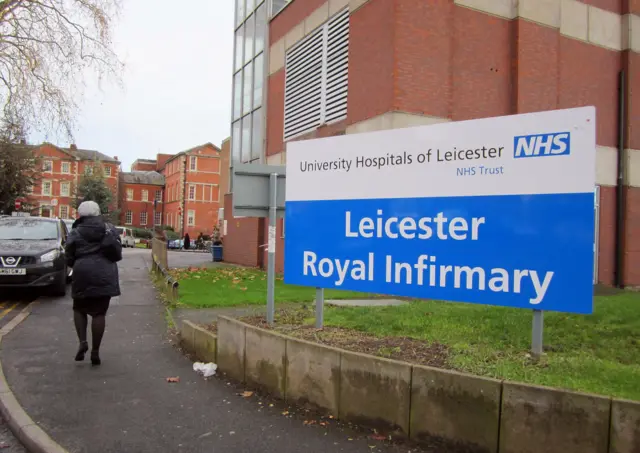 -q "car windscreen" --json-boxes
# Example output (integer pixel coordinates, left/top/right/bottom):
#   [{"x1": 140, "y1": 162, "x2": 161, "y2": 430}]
[
  {"x1": 0, "y1": 219, "x2": 59, "y2": 240},
  {"x1": 116, "y1": 228, "x2": 124, "y2": 235}
]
